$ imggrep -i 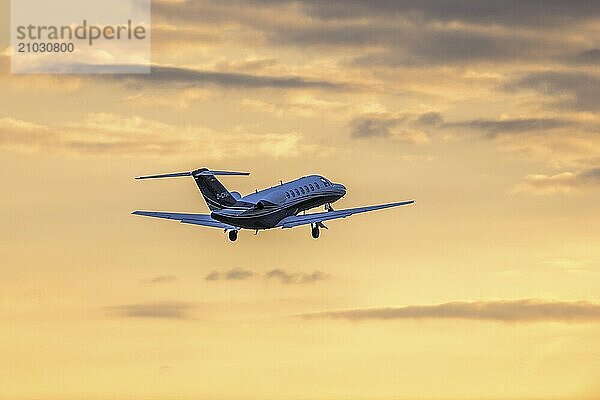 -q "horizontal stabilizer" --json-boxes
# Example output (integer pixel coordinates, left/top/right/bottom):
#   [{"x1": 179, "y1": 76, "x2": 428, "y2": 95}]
[
  {"x1": 135, "y1": 169, "x2": 249, "y2": 180},
  {"x1": 195, "y1": 170, "x2": 250, "y2": 176},
  {"x1": 135, "y1": 171, "x2": 192, "y2": 180}
]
